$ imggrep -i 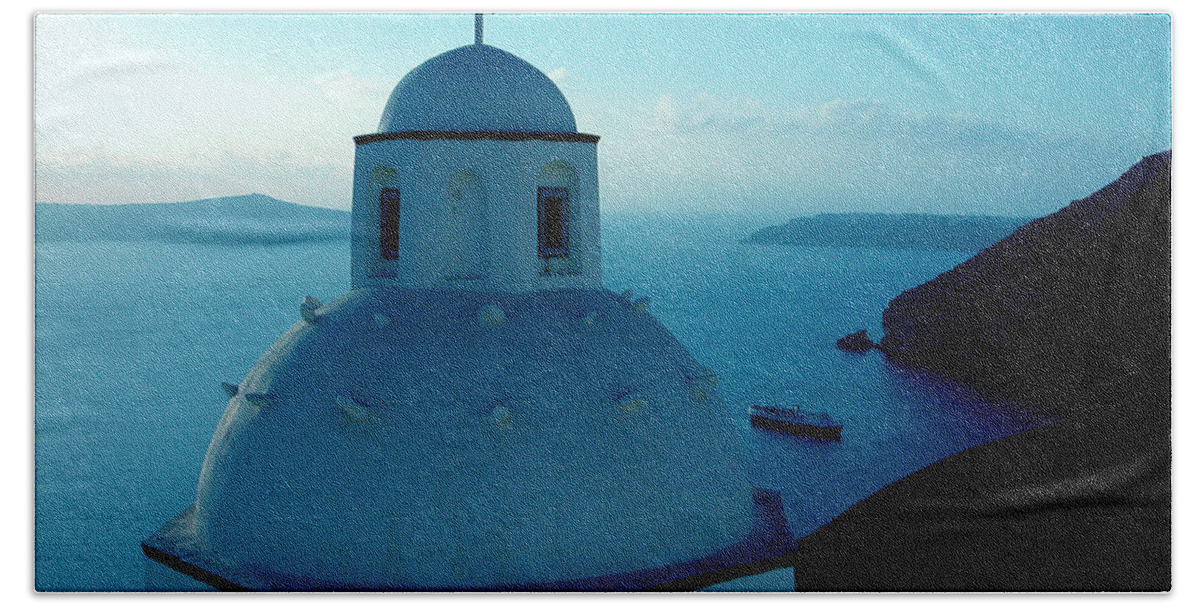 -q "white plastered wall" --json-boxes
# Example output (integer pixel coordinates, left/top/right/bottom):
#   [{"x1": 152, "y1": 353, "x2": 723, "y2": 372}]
[{"x1": 350, "y1": 137, "x2": 600, "y2": 292}]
